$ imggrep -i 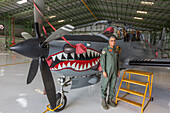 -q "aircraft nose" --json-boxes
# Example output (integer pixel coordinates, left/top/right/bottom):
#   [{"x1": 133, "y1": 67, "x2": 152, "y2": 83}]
[
  {"x1": 10, "y1": 43, "x2": 23, "y2": 53},
  {"x1": 10, "y1": 41, "x2": 29, "y2": 58},
  {"x1": 10, "y1": 44, "x2": 19, "y2": 52},
  {"x1": 10, "y1": 39, "x2": 47, "y2": 59}
]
